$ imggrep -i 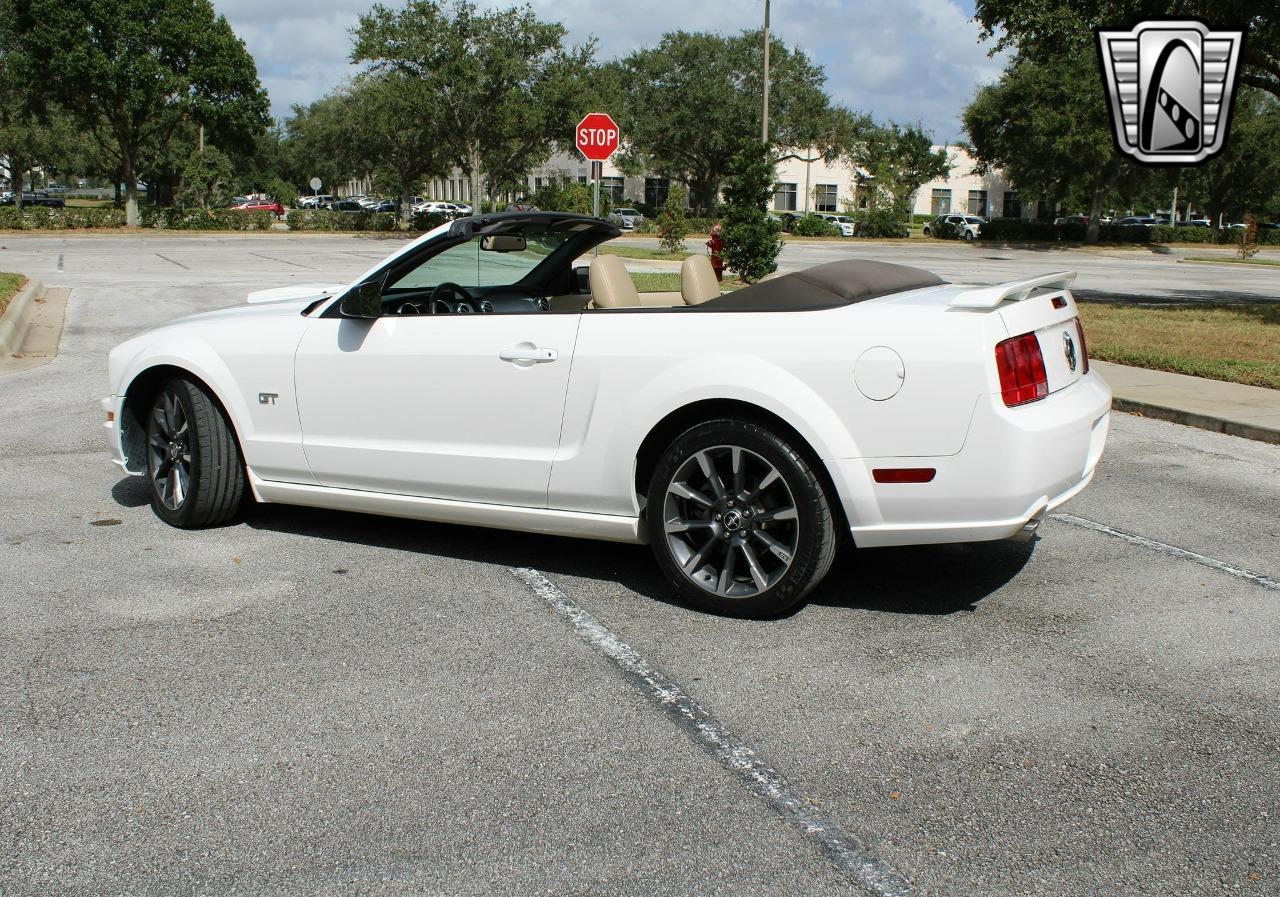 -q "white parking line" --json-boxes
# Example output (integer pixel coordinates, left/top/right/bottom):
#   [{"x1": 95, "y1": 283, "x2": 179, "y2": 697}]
[
  {"x1": 510, "y1": 566, "x2": 914, "y2": 897},
  {"x1": 1050, "y1": 513, "x2": 1280, "y2": 592}
]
